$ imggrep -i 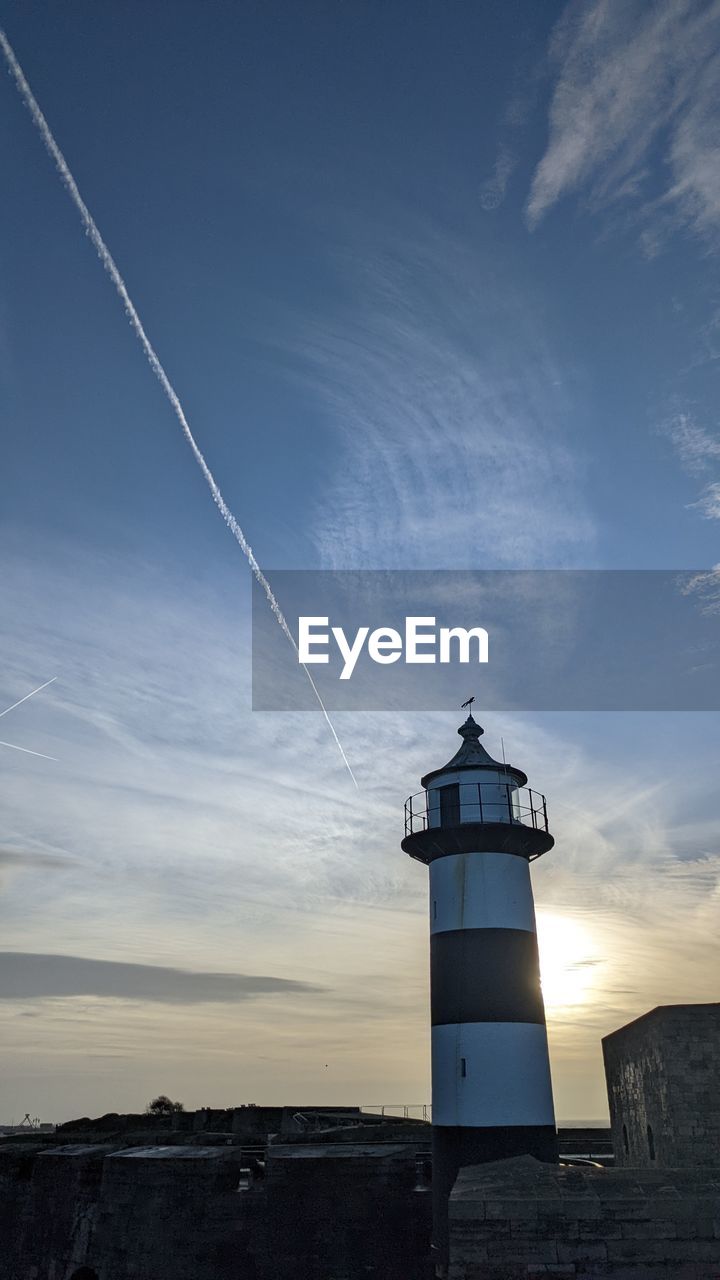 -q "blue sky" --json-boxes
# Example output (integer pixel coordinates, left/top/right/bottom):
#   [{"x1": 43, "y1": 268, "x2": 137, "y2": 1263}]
[{"x1": 1, "y1": 0, "x2": 719, "y2": 1124}]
